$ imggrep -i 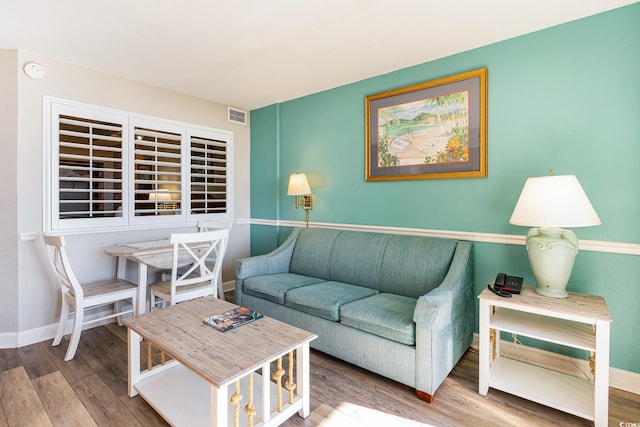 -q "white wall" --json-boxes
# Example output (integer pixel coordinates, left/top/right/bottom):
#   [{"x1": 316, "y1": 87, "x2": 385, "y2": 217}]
[
  {"x1": 3, "y1": 49, "x2": 250, "y2": 345},
  {"x1": 0, "y1": 50, "x2": 19, "y2": 336}
]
